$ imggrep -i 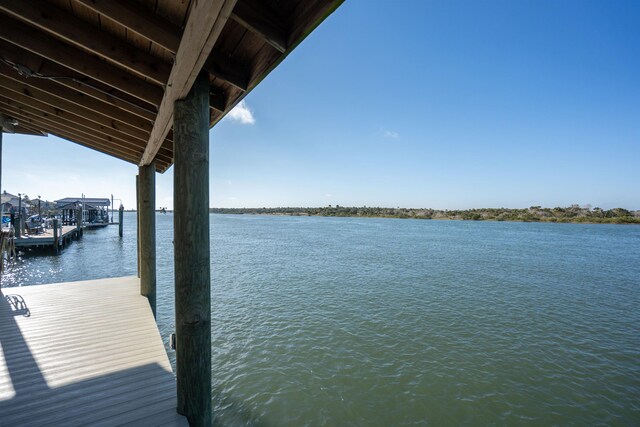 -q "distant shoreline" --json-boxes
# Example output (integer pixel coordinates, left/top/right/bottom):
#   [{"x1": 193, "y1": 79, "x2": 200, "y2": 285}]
[{"x1": 208, "y1": 206, "x2": 640, "y2": 225}]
